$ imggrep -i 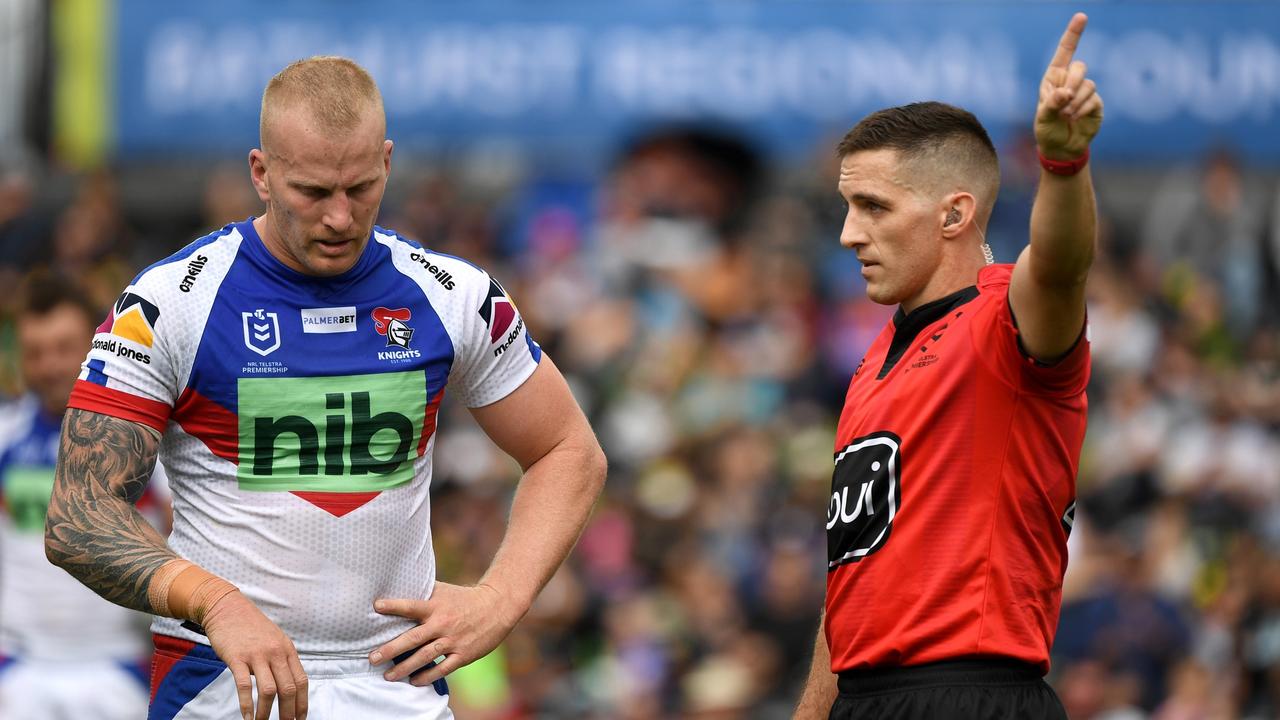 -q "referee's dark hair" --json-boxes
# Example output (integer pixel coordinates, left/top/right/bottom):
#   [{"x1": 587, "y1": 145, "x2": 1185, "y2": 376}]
[{"x1": 838, "y1": 101, "x2": 1001, "y2": 222}]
